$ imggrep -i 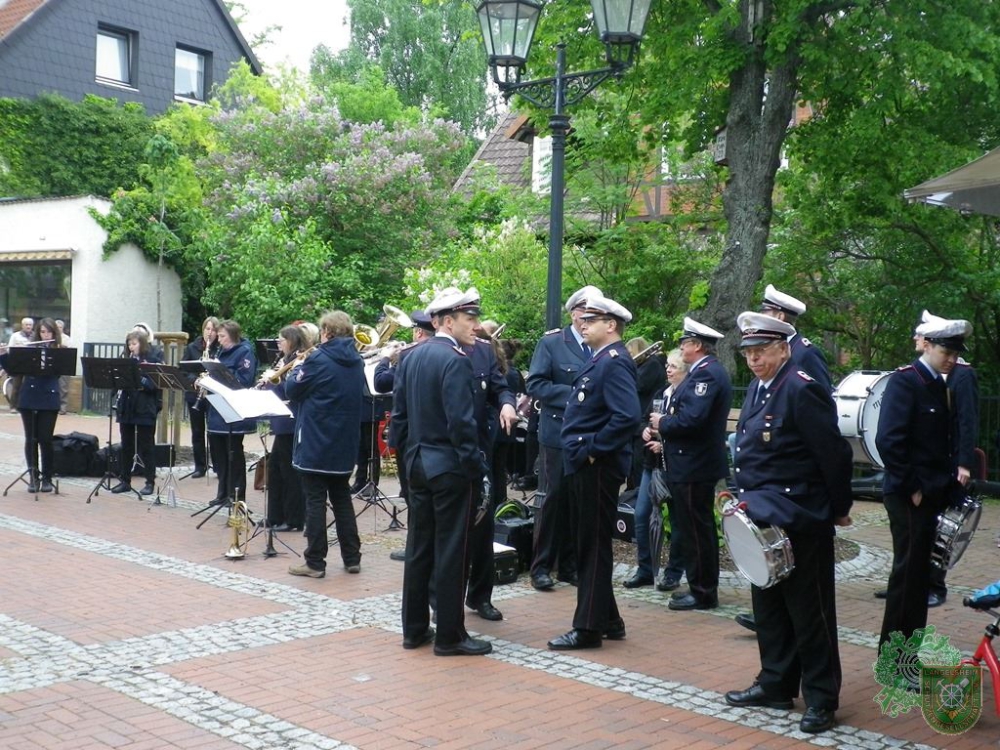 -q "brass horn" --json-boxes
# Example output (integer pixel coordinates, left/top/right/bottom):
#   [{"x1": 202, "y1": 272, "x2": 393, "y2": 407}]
[
  {"x1": 354, "y1": 324, "x2": 379, "y2": 352},
  {"x1": 375, "y1": 304, "x2": 413, "y2": 347},
  {"x1": 225, "y1": 499, "x2": 251, "y2": 559},
  {"x1": 633, "y1": 341, "x2": 664, "y2": 366}
]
